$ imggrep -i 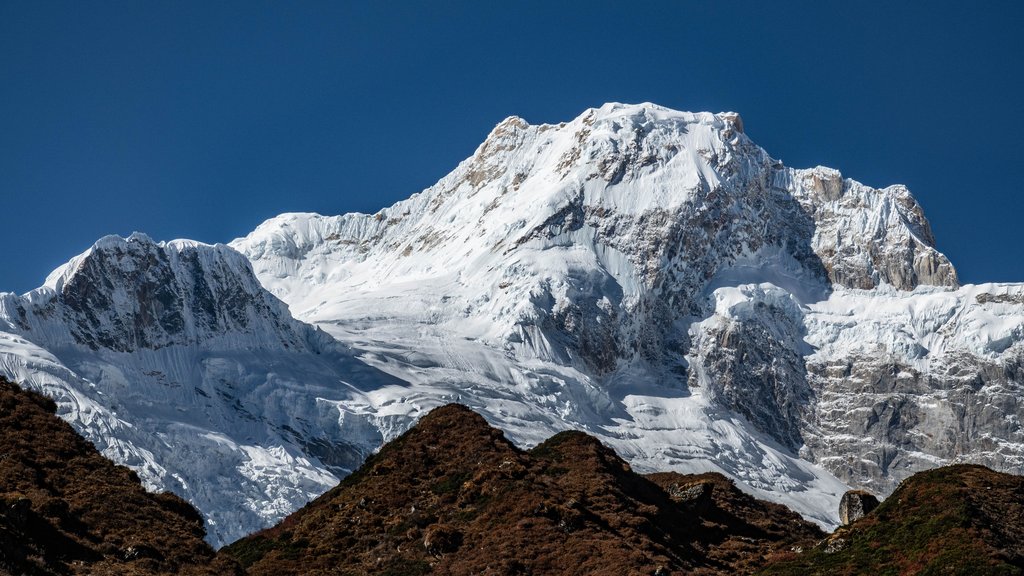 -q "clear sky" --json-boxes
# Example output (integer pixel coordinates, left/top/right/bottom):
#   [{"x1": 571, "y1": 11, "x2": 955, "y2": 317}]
[{"x1": 2, "y1": 1, "x2": 1022, "y2": 294}]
